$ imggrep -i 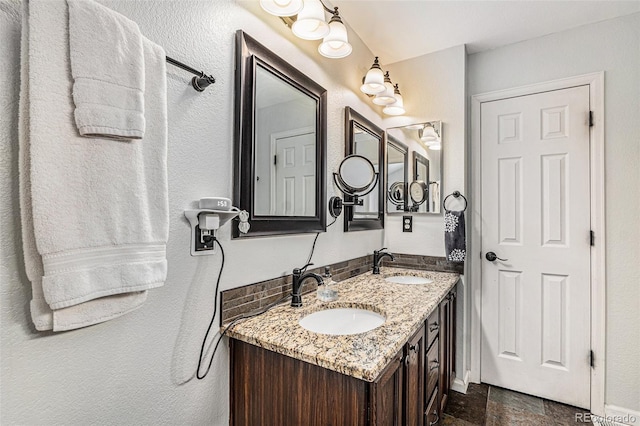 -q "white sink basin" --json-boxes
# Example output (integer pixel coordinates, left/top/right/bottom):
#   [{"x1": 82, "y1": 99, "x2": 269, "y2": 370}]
[
  {"x1": 385, "y1": 275, "x2": 433, "y2": 285},
  {"x1": 299, "y1": 308, "x2": 385, "y2": 335}
]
